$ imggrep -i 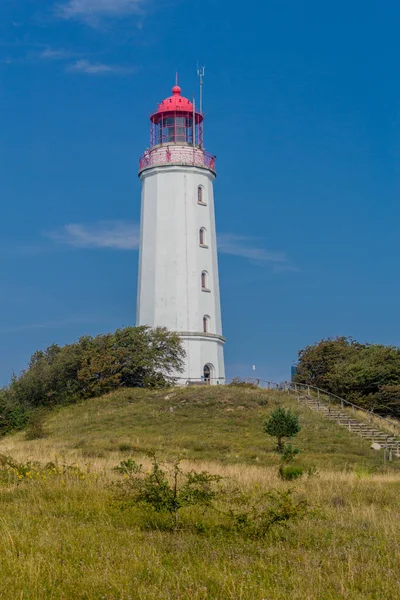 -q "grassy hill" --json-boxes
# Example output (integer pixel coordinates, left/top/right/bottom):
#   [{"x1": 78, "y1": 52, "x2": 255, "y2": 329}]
[{"x1": 0, "y1": 386, "x2": 399, "y2": 599}]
